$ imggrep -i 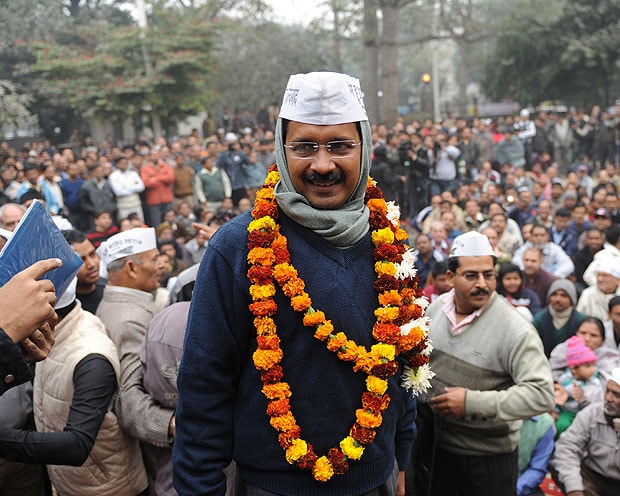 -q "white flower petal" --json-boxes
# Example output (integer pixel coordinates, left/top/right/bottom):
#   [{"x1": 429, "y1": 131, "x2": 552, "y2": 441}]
[
  {"x1": 400, "y1": 364, "x2": 435, "y2": 396},
  {"x1": 386, "y1": 201, "x2": 401, "y2": 227}
]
